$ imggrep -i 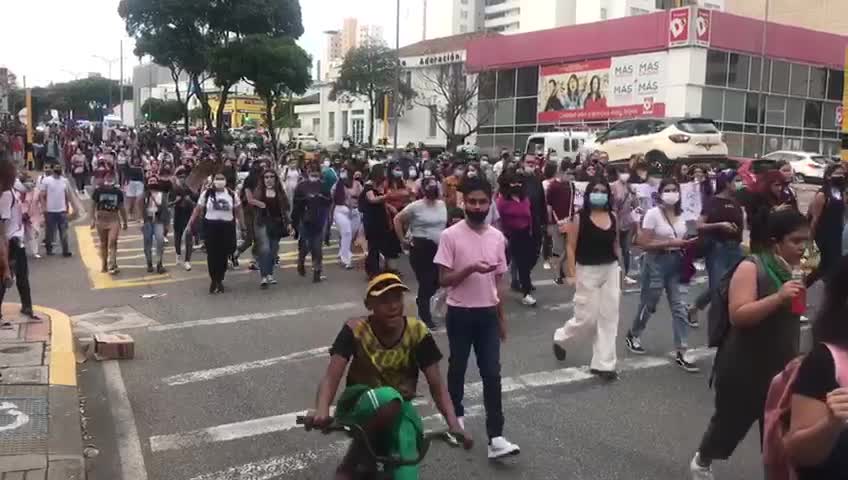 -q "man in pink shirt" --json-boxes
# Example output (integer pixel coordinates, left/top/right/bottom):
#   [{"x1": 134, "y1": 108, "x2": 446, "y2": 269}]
[{"x1": 433, "y1": 176, "x2": 521, "y2": 460}]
